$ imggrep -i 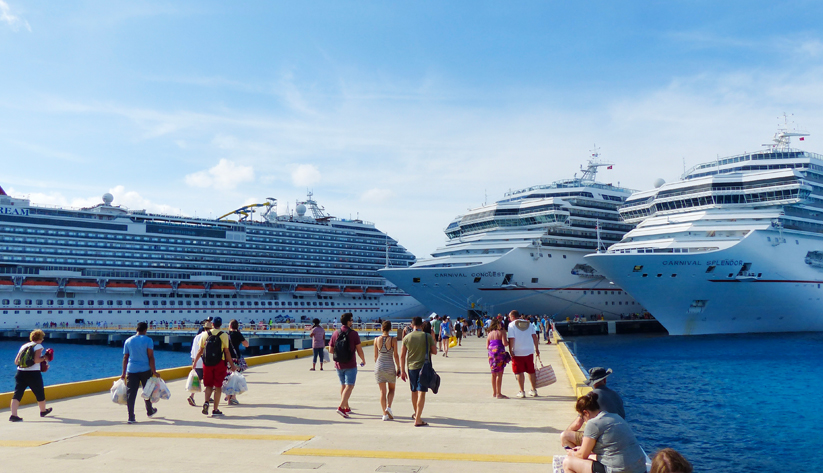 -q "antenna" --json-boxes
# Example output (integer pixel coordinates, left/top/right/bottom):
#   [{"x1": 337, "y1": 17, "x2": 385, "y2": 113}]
[{"x1": 763, "y1": 113, "x2": 809, "y2": 150}]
